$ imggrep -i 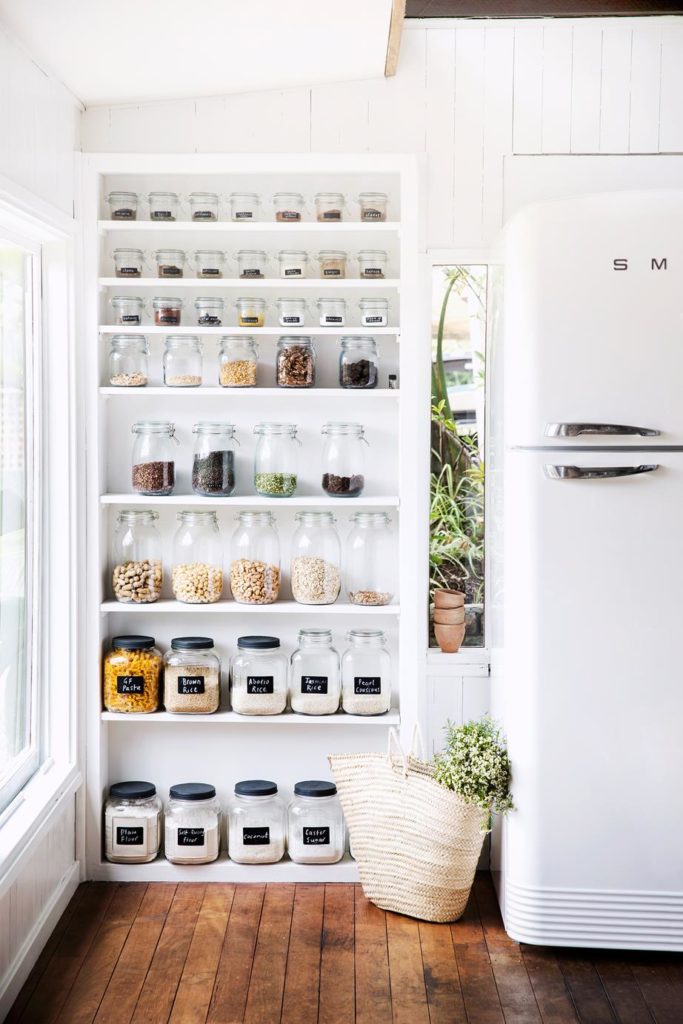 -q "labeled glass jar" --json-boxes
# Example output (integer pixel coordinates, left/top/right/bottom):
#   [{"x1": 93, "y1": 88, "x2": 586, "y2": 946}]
[
  {"x1": 290, "y1": 630, "x2": 340, "y2": 715},
  {"x1": 131, "y1": 420, "x2": 177, "y2": 495},
  {"x1": 357, "y1": 249, "x2": 388, "y2": 279},
  {"x1": 153, "y1": 296, "x2": 182, "y2": 326},
  {"x1": 112, "y1": 509, "x2": 162, "y2": 604},
  {"x1": 109, "y1": 335, "x2": 149, "y2": 387},
  {"x1": 114, "y1": 248, "x2": 144, "y2": 278},
  {"x1": 172, "y1": 510, "x2": 223, "y2": 604},
  {"x1": 189, "y1": 191, "x2": 219, "y2": 221},
  {"x1": 111, "y1": 295, "x2": 145, "y2": 327},
  {"x1": 346, "y1": 512, "x2": 394, "y2": 606},
  {"x1": 165, "y1": 783, "x2": 221, "y2": 863},
  {"x1": 359, "y1": 297, "x2": 389, "y2": 327},
  {"x1": 321, "y1": 422, "x2": 368, "y2": 497},
  {"x1": 317, "y1": 250, "x2": 347, "y2": 279},
  {"x1": 229, "y1": 780, "x2": 285, "y2": 862},
  {"x1": 288, "y1": 781, "x2": 345, "y2": 862},
  {"x1": 236, "y1": 249, "x2": 267, "y2": 279},
  {"x1": 154, "y1": 248, "x2": 185, "y2": 278},
  {"x1": 230, "y1": 510, "x2": 281, "y2": 604},
  {"x1": 358, "y1": 192, "x2": 388, "y2": 222},
  {"x1": 339, "y1": 336, "x2": 378, "y2": 389},
  {"x1": 195, "y1": 297, "x2": 224, "y2": 327},
  {"x1": 236, "y1": 297, "x2": 266, "y2": 328},
  {"x1": 253, "y1": 422, "x2": 300, "y2": 497},
  {"x1": 219, "y1": 335, "x2": 258, "y2": 387},
  {"x1": 191, "y1": 249, "x2": 226, "y2": 279},
  {"x1": 291, "y1": 512, "x2": 341, "y2": 606},
  {"x1": 105, "y1": 781, "x2": 161, "y2": 863},
  {"x1": 164, "y1": 637, "x2": 221, "y2": 714},
  {"x1": 315, "y1": 192, "x2": 345, "y2": 222},
  {"x1": 229, "y1": 192, "x2": 260, "y2": 221},
  {"x1": 273, "y1": 192, "x2": 304, "y2": 222},
  {"x1": 276, "y1": 336, "x2": 315, "y2": 389},
  {"x1": 163, "y1": 335, "x2": 203, "y2": 387},
  {"x1": 231, "y1": 636, "x2": 287, "y2": 715},
  {"x1": 276, "y1": 298, "x2": 306, "y2": 328},
  {"x1": 192, "y1": 421, "x2": 237, "y2": 497},
  {"x1": 103, "y1": 635, "x2": 162, "y2": 714},
  {"x1": 107, "y1": 191, "x2": 138, "y2": 220},
  {"x1": 341, "y1": 629, "x2": 391, "y2": 715},
  {"x1": 278, "y1": 250, "x2": 308, "y2": 278},
  {"x1": 317, "y1": 297, "x2": 346, "y2": 327},
  {"x1": 148, "y1": 191, "x2": 178, "y2": 221}
]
